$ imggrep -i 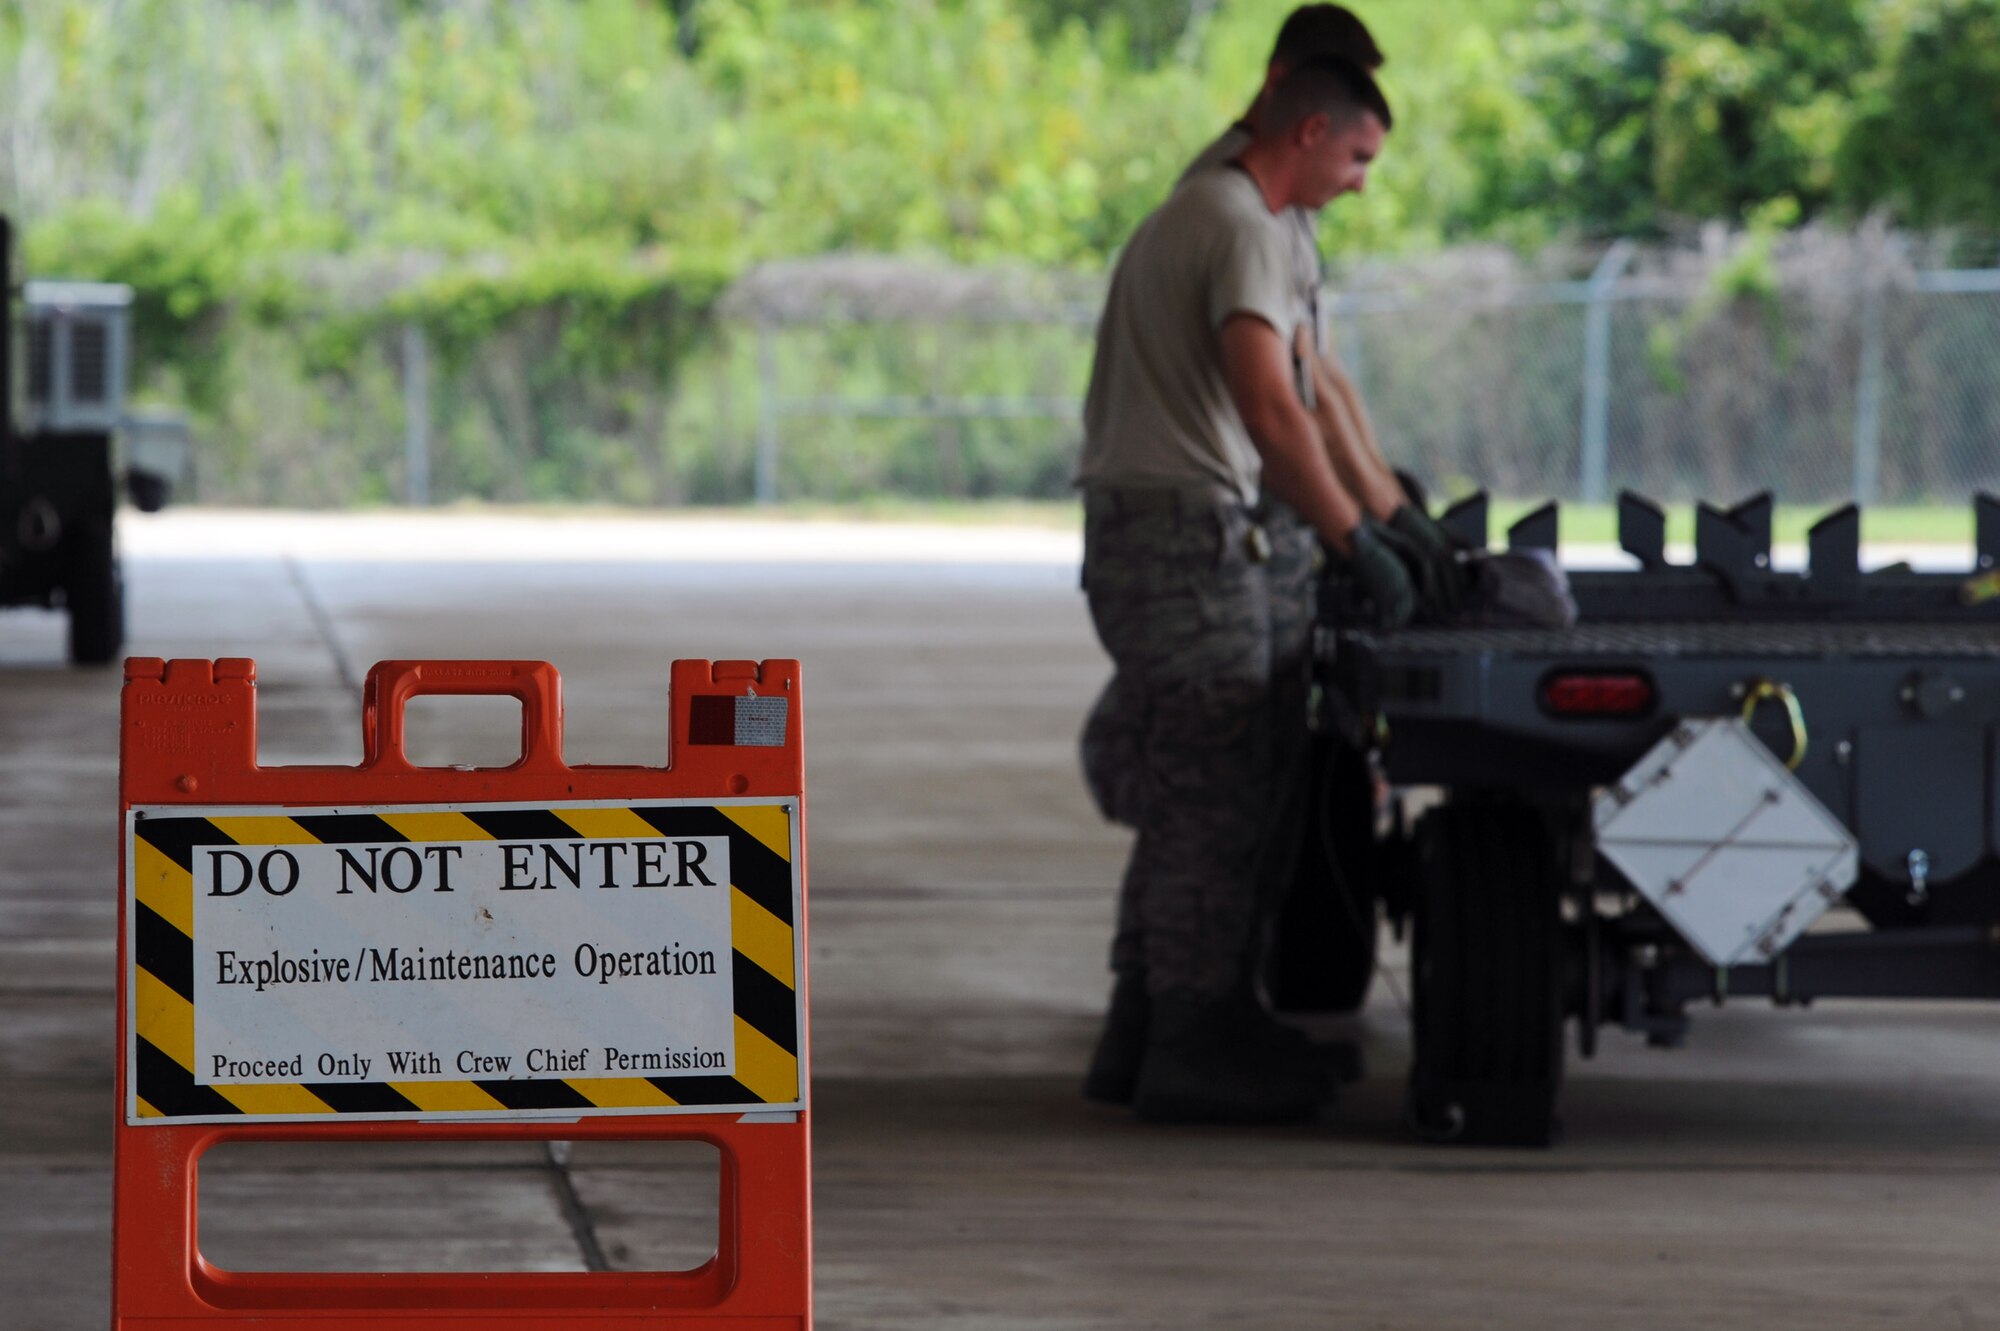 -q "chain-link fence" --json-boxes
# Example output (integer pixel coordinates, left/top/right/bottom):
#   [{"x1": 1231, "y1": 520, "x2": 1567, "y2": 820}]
[
  {"x1": 1875, "y1": 276, "x2": 2000, "y2": 503},
  {"x1": 162, "y1": 236, "x2": 2000, "y2": 509},
  {"x1": 1334, "y1": 239, "x2": 2000, "y2": 508},
  {"x1": 725, "y1": 235, "x2": 1999, "y2": 509}
]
